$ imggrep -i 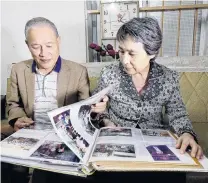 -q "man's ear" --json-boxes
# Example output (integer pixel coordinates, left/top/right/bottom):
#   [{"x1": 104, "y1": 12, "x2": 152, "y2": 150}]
[
  {"x1": 57, "y1": 36, "x2": 61, "y2": 45},
  {"x1": 25, "y1": 40, "x2": 29, "y2": 47}
]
